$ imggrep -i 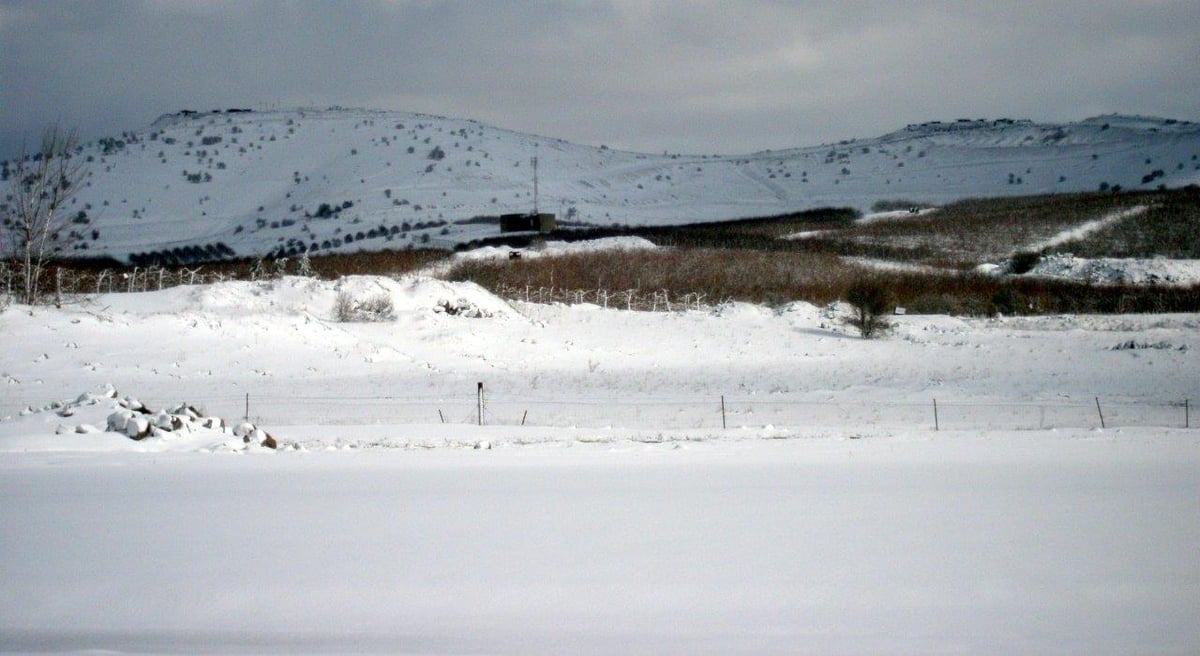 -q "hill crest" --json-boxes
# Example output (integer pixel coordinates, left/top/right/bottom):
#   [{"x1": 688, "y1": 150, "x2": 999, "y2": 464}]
[{"x1": 6, "y1": 108, "x2": 1199, "y2": 263}]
